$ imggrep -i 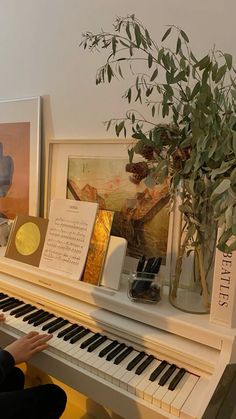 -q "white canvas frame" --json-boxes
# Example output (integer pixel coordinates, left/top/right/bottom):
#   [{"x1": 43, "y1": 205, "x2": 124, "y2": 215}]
[
  {"x1": 46, "y1": 139, "x2": 174, "y2": 280},
  {"x1": 0, "y1": 97, "x2": 41, "y2": 216}
]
